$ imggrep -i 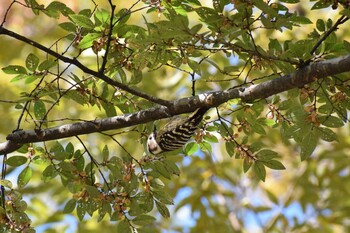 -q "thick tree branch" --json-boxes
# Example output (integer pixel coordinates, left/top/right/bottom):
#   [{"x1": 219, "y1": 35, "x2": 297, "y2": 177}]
[
  {"x1": 0, "y1": 26, "x2": 170, "y2": 106},
  {"x1": 1, "y1": 54, "x2": 350, "y2": 154},
  {"x1": 239, "y1": 54, "x2": 350, "y2": 102}
]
